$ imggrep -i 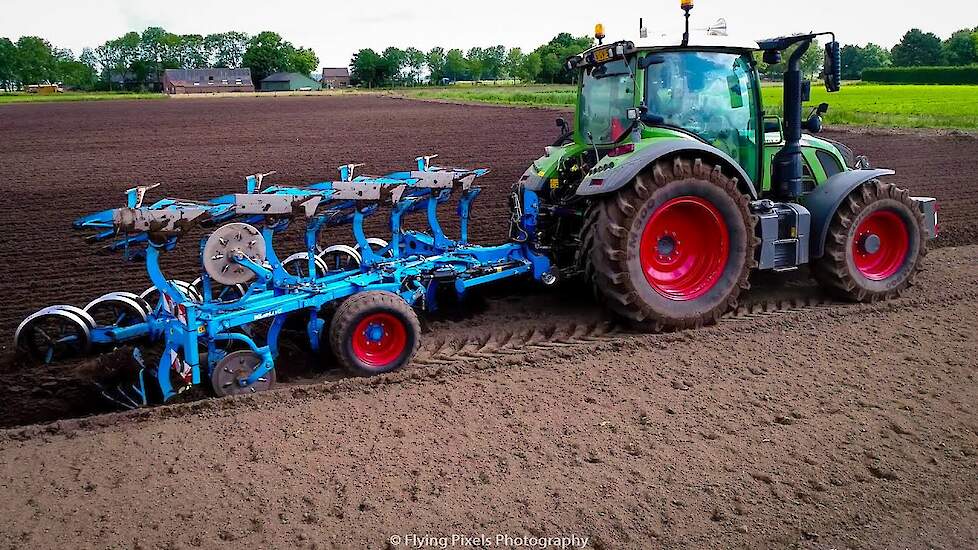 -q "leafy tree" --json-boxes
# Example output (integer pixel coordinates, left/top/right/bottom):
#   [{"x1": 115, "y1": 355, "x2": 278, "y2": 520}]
[
  {"x1": 140, "y1": 27, "x2": 181, "y2": 84},
  {"x1": 382, "y1": 47, "x2": 406, "y2": 85},
  {"x1": 206, "y1": 32, "x2": 248, "y2": 68},
  {"x1": 444, "y1": 48, "x2": 467, "y2": 82},
  {"x1": 0, "y1": 37, "x2": 16, "y2": 90},
  {"x1": 531, "y1": 33, "x2": 592, "y2": 83},
  {"x1": 516, "y1": 51, "x2": 542, "y2": 83},
  {"x1": 754, "y1": 40, "x2": 823, "y2": 80},
  {"x1": 480, "y1": 45, "x2": 506, "y2": 80},
  {"x1": 942, "y1": 29, "x2": 977, "y2": 66},
  {"x1": 504, "y1": 47, "x2": 523, "y2": 82},
  {"x1": 891, "y1": 29, "x2": 942, "y2": 67},
  {"x1": 59, "y1": 58, "x2": 97, "y2": 89},
  {"x1": 242, "y1": 31, "x2": 291, "y2": 81},
  {"x1": 175, "y1": 34, "x2": 210, "y2": 69},
  {"x1": 404, "y1": 47, "x2": 426, "y2": 84},
  {"x1": 466, "y1": 47, "x2": 484, "y2": 81},
  {"x1": 287, "y1": 46, "x2": 318, "y2": 76},
  {"x1": 425, "y1": 47, "x2": 446, "y2": 83},
  {"x1": 15, "y1": 36, "x2": 57, "y2": 85},
  {"x1": 350, "y1": 48, "x2": 384, "y2": 87},
  {"x1": 840, "y1": 43, "x2": 891, "y2": 80}
]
